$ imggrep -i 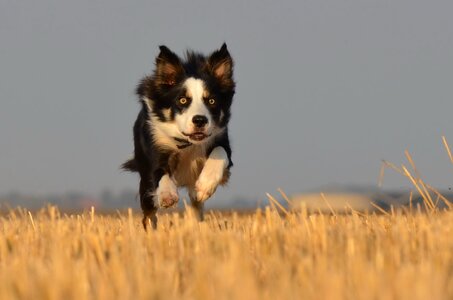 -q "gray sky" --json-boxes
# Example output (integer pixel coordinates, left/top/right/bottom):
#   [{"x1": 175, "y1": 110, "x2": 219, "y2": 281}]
[{"x1": 1, "y1": 0, "x2": 453, "y2": 203}]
